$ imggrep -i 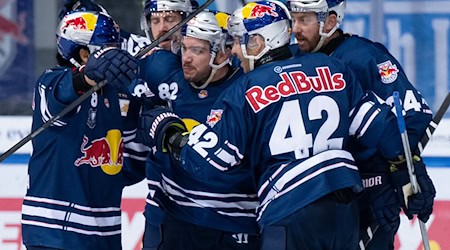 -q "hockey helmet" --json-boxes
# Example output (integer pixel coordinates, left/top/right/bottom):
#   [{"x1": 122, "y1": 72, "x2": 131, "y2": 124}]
[
  {"x1": 227, "y1": 1, "x2": 291, "y2": 70},
  {"x1": 287, "y1": 0, "x2": 346, "y2": 51},
  {"x1": 56, "y1": 11, "x2": 120, "y2": 67},
  {"x1": 182, "y1": 10, "x2": 231, "y2": 89},
  {"x1": 140, "y1": 0, "x2": 195, "y2": 41}
]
